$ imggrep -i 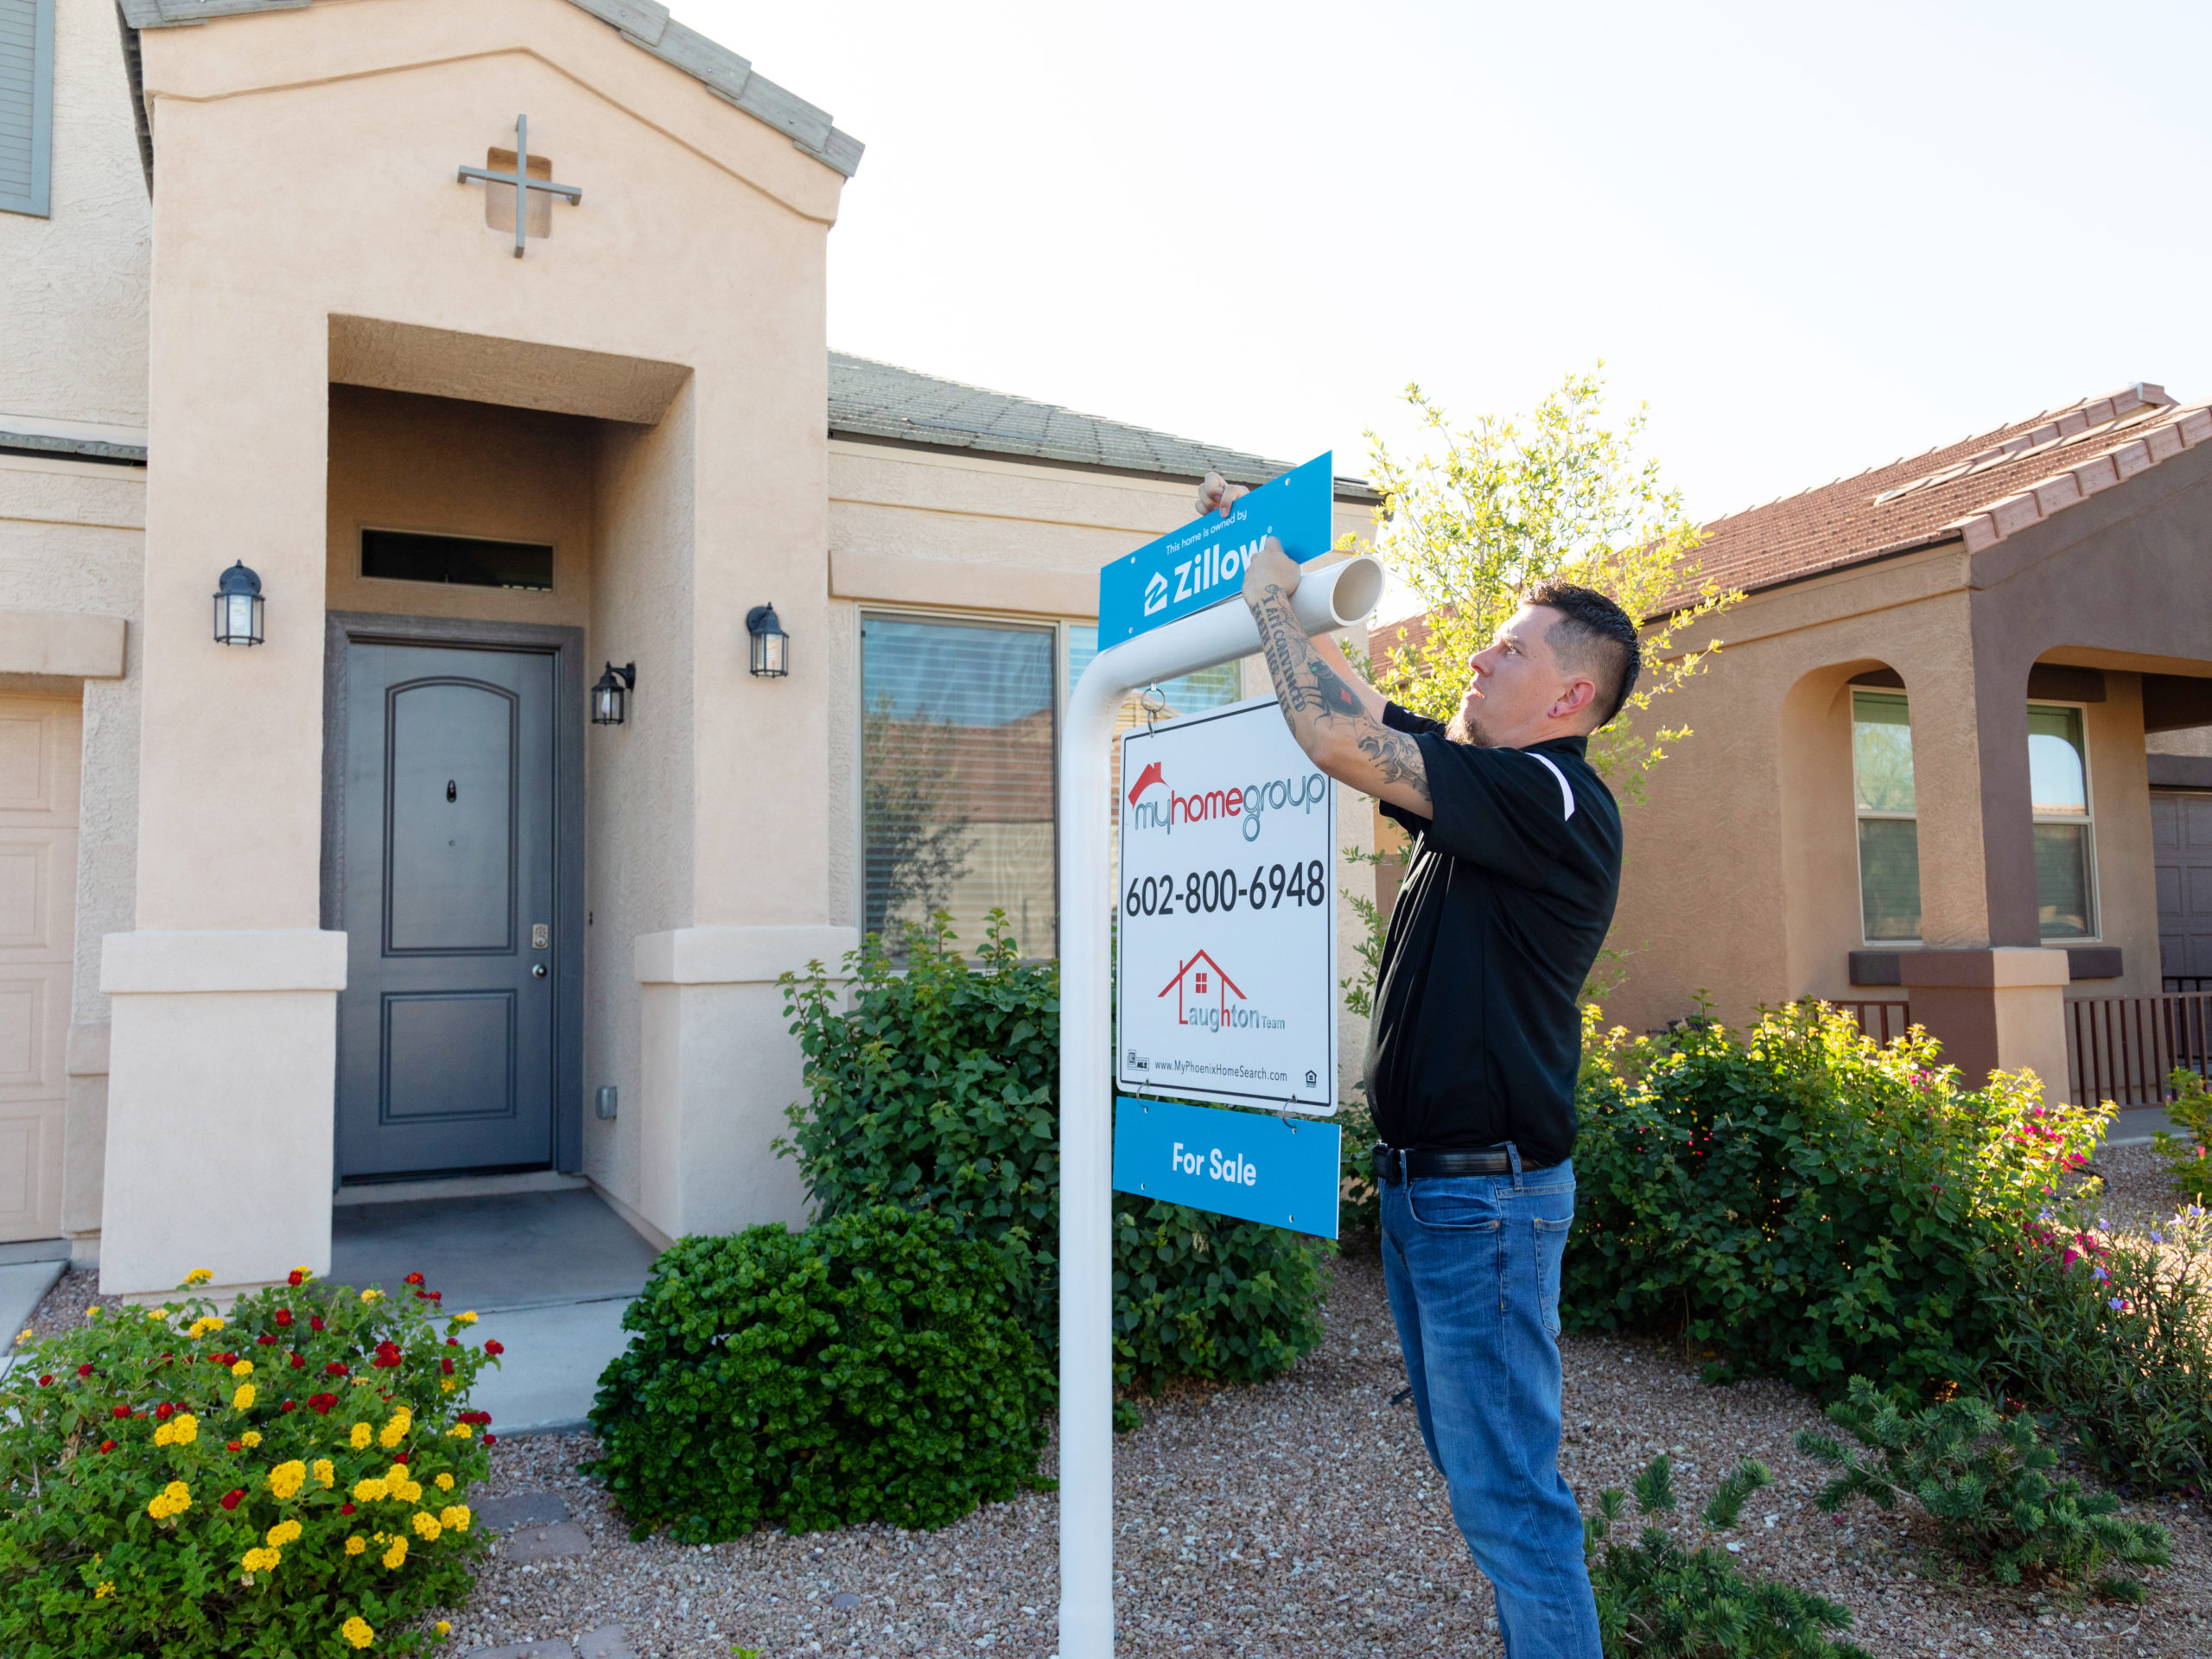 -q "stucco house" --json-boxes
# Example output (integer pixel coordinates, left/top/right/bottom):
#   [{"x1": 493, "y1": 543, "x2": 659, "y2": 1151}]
[
  {"x1": 0, "y1": 0, "x2": 1373, "y2": 1295},
  {"x1": 1596, "y1": 381, "x2": 2212, "y2": 1114}
]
